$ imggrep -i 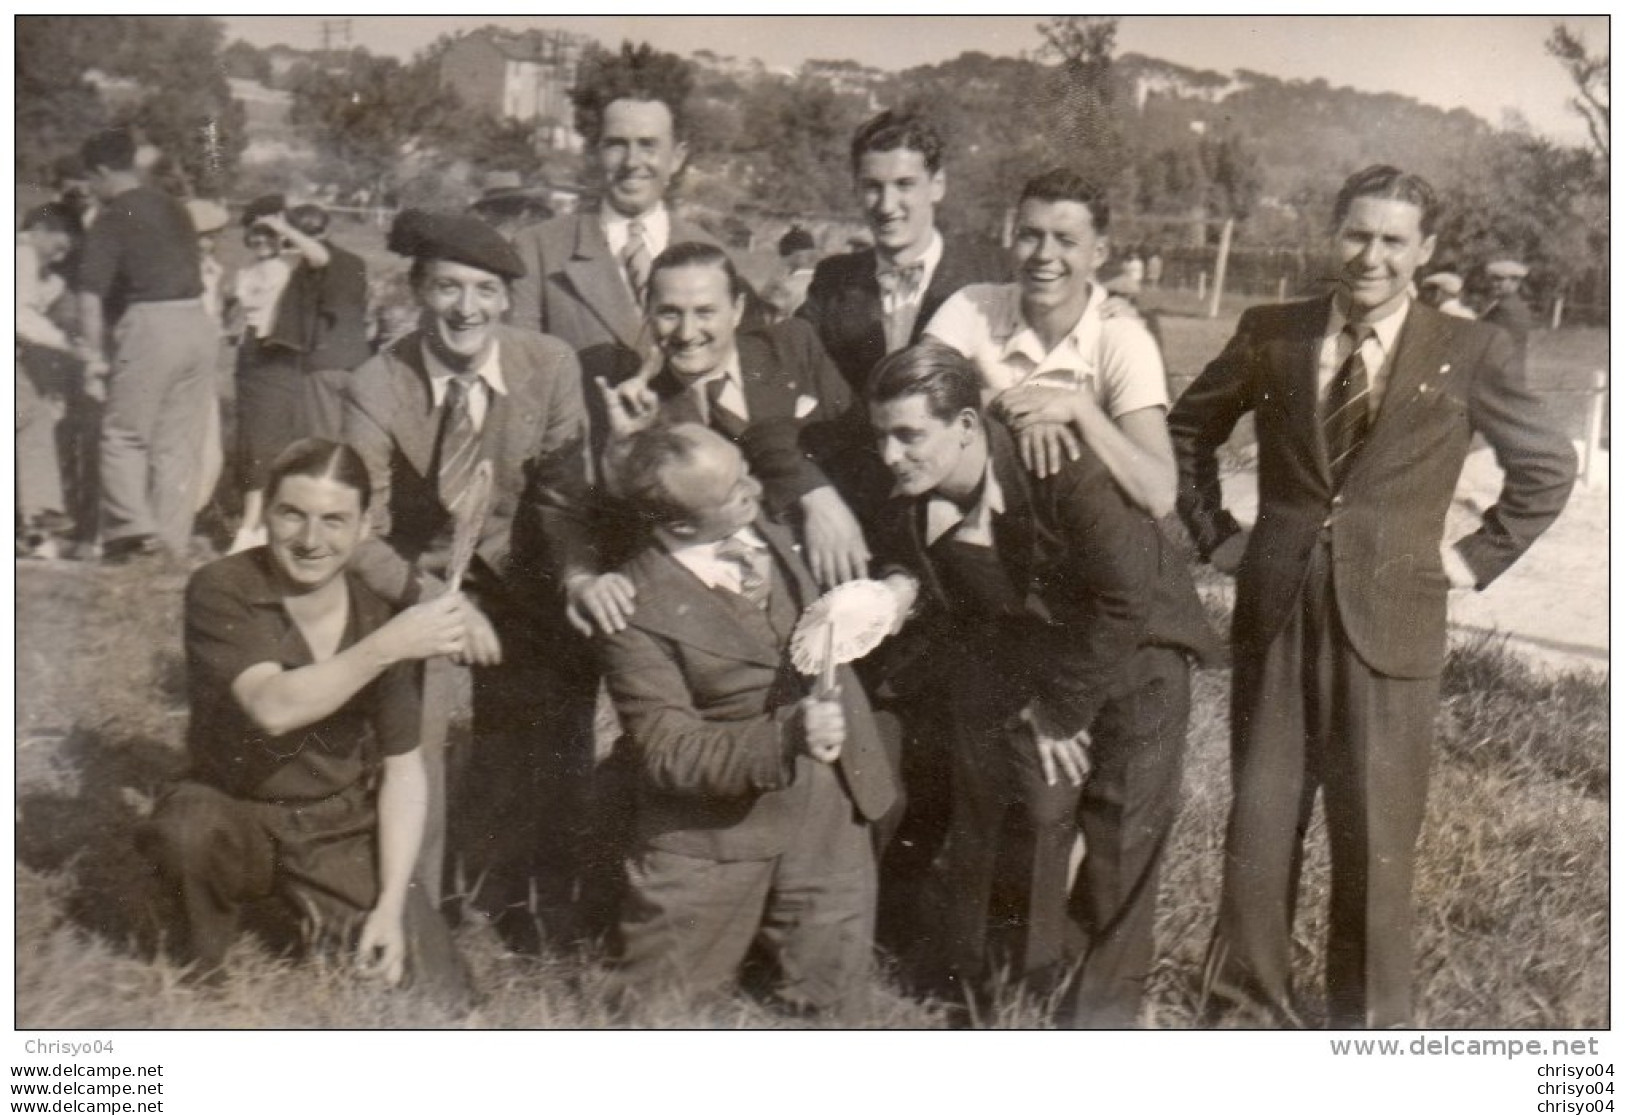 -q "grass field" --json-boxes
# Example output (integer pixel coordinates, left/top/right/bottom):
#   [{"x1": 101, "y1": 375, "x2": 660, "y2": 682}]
[{"x1": 14, "y1": 550, "x2": 1607, "y2": 1029}]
